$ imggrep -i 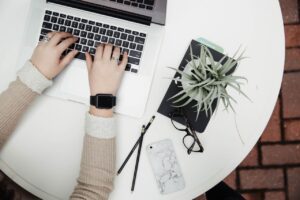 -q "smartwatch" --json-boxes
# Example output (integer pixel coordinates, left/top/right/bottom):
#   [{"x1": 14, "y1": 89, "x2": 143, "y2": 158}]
[{"x1": 90, "y1": 94, "x2": 116, "y2": 109}]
